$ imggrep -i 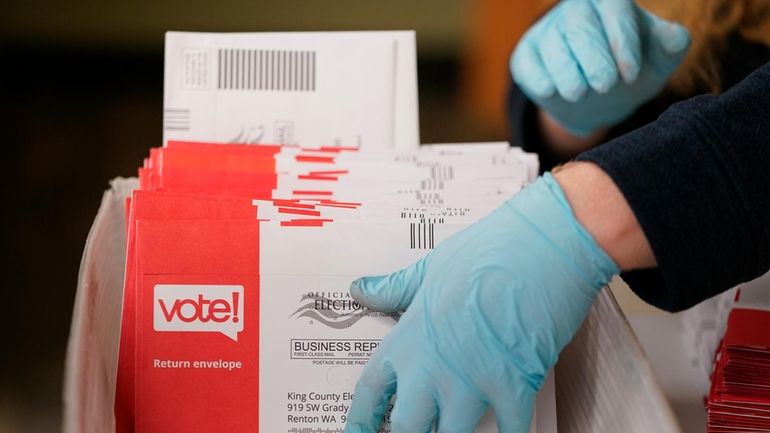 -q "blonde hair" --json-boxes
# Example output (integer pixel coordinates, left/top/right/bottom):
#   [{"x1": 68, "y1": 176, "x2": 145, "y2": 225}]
[{"x1": 641, "y1": 0, "x2": 770, "y2": 95}]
